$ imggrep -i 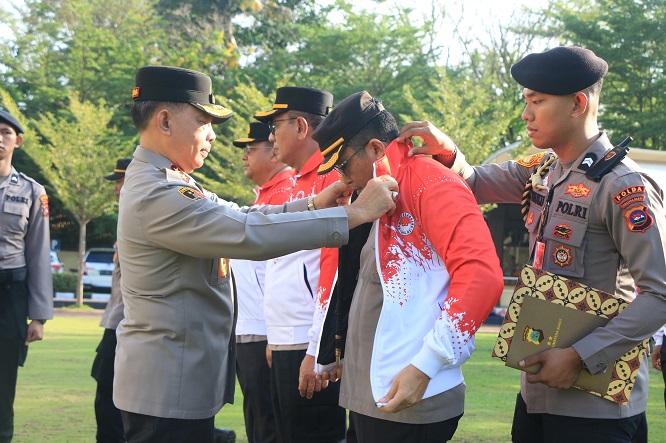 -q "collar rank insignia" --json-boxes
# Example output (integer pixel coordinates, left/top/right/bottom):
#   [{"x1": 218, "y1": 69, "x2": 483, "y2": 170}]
[
  {"x1": 578, "y1": 153, "x2": 597, "y2": 171},
  {"x1": 565, "y1": 183, "x2": 591, "y2": 198},
  {"x1": 552, "y1": 245, "x2": 572, "y2": 267}
]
